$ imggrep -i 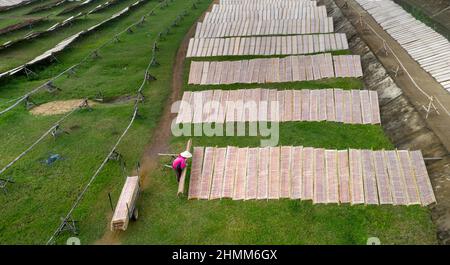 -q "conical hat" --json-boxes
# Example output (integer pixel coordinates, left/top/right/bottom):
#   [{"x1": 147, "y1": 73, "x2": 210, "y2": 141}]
[{"x1": 180, "y1": 151, "x2": 192, "y2": 158}]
